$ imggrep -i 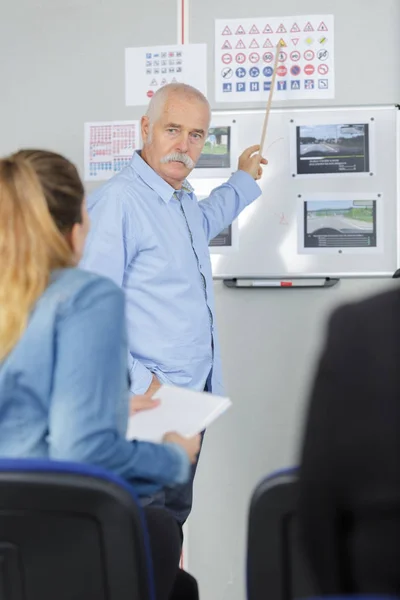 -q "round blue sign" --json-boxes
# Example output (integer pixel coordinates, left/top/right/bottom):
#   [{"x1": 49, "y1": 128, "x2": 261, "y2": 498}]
[
  {"x1": 249, "y1": 66, "x2": 260, "y2": 77},
  {"x1": 263, "y1": 66, "x2": 273, "y2": 77},
  {"x1": 236, "y1": 67, "x2": 246, "y2": 78},
  {"x1": 290, "y1": 65, "x2": 301, "y2": 76}
]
